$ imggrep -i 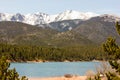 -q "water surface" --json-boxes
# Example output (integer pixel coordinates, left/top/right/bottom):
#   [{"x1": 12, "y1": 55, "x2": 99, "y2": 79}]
[{"x1": 10, "y1": 62, "x2": 101, "y2": 77}]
